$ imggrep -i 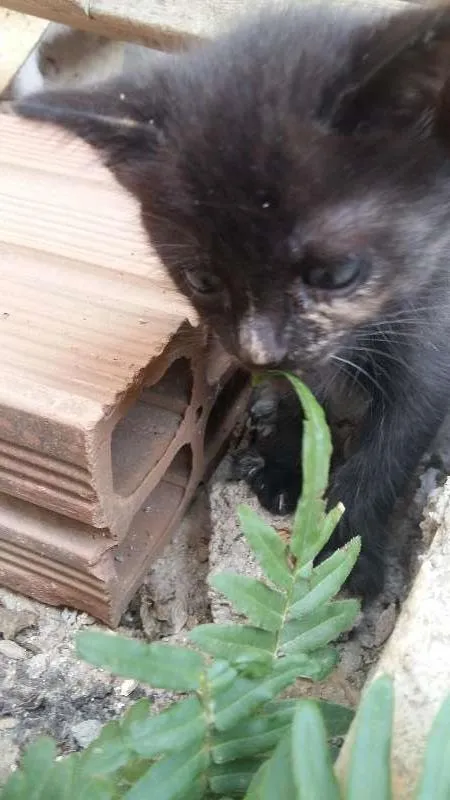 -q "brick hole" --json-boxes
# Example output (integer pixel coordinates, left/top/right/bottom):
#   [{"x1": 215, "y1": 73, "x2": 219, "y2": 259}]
[
  {"x1": 115, "y1": 445, "x2": 193, "y2": 574},
  {"x1": 111, "y1": 358, "x2": 193, "y2": 497},
  {"x1": 204, "y1": 369, "x2": 249, "y2": 455},
  {"x1": 164, "y1": 443, "x2": 193, "y2": 488}
]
